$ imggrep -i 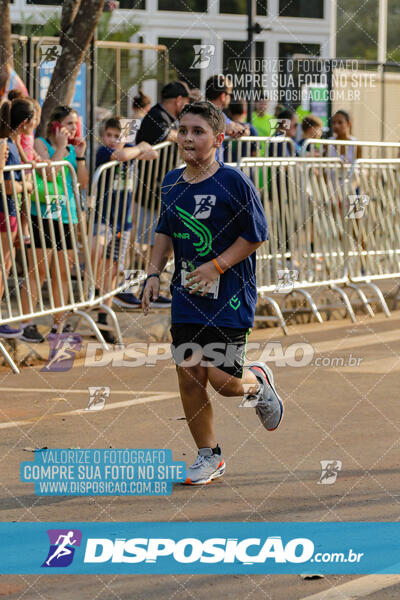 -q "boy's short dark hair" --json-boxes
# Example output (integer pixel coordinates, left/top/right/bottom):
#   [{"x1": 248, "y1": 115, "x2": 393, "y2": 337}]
[
  {"x1": 228, "y1": 101, "x2": 246, "y2": 116},
  {"x1": 161, "y1": 81, "x2": 190, "y2": 100},
  {"x1": 179, "y1": 101, "x2": 225, "y2": 134},
  {"x1": 104, "y1": 117, "x2": 121, "y2": 132},
  {"x1": 205, "y1": 75, "x2": 231, "y2": 101},
  {"x1": 277, "y1": 108, "x2": 295, "y2": 121},
  {"x1": 302, "y1": 114, "x2": 323, "y2": 132}
]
